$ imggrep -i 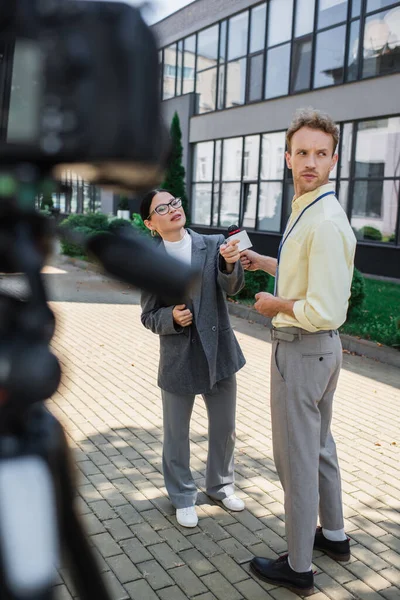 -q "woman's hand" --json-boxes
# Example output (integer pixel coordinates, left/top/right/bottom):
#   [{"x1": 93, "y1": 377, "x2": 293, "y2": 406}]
[
  {"x1": 173, "y1": 304, "x2": 193, "y2": 327},
  {"x1": 220, "y1": 238, "x2": 240, "y2": 264}
]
